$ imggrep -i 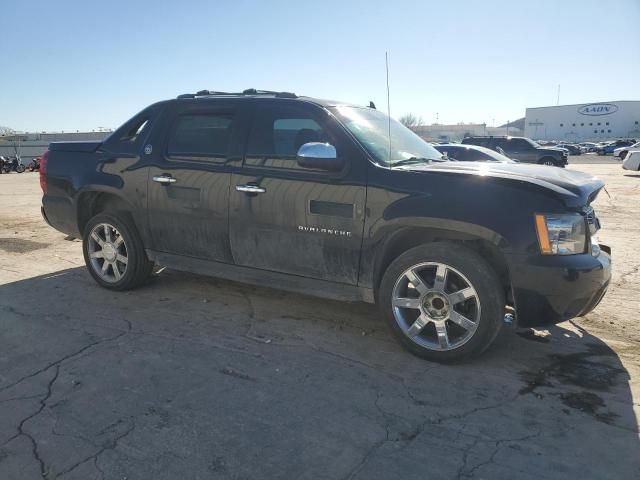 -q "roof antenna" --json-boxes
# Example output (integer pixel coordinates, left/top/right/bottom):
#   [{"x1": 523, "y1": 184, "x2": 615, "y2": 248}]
[{"x1": 386, "y1": 51, "x2": 392, "y2": 163}]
